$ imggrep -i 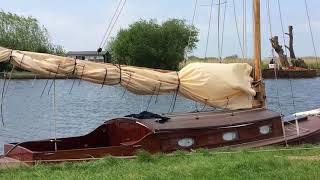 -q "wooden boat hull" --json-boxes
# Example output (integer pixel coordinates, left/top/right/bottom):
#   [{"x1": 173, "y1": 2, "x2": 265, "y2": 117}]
[{"x1": 1, "y1": 109, "x2": 320, "y2": 165}]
